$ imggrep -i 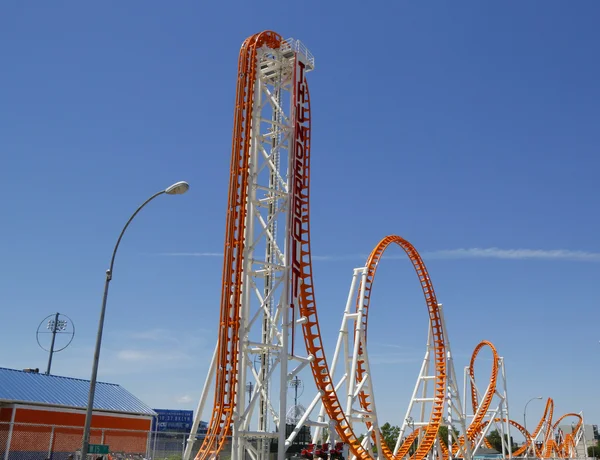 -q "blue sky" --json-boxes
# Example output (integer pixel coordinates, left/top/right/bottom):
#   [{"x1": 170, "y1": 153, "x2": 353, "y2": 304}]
[{"x1": 1, "y1": 0, "x2": 599, "y2": 441}]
